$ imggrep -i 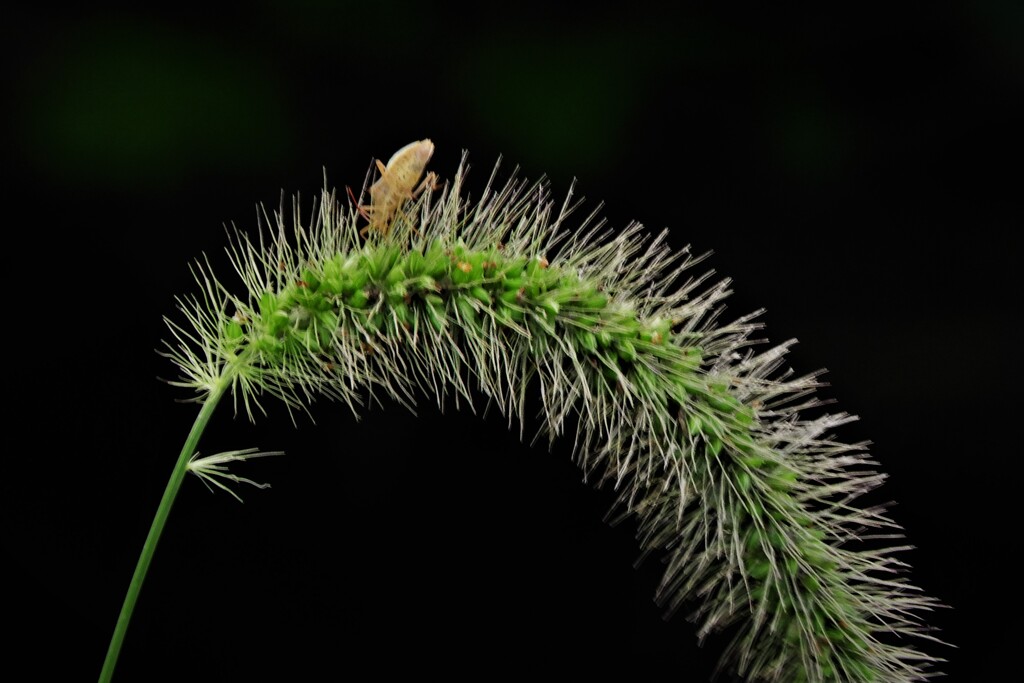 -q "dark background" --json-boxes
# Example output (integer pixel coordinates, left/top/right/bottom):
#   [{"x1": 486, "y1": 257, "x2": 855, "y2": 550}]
[{"x1": 4, "y1": 2, "x2": 1019, "y2": 680}]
